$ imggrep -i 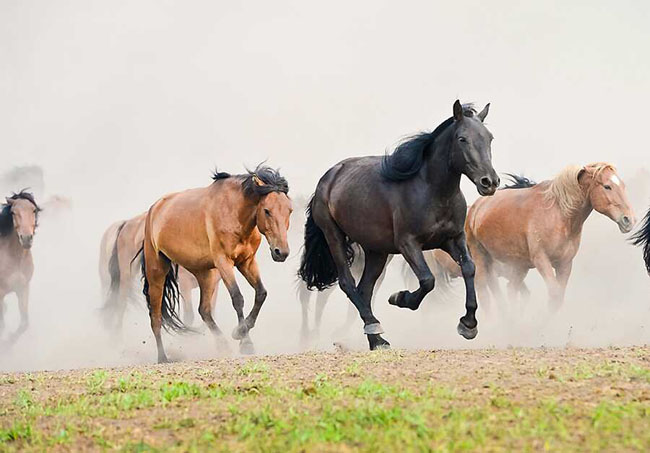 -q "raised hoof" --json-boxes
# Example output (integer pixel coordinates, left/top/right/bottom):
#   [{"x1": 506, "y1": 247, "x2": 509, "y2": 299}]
[
  {"x1": 239, "y1": 339, "x2": 255, "y2": 355},
  {"x1": 388, "y1": 291, "x2": 417, "y2": 311},
  {"x1": 367, "y1": 334, "x2": 391, "y2": 351},
  {"x1": 457, "y1": 321, "x2": 478, "y2": 340},
  {"x1": 231, "y1": 323, "x2": 248, "y2": 341}
]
